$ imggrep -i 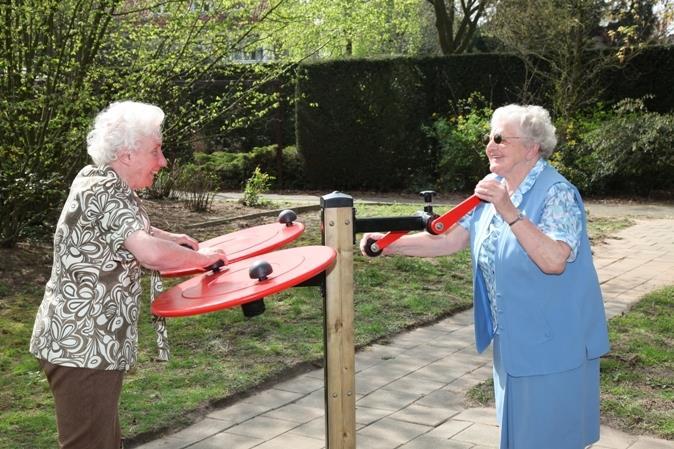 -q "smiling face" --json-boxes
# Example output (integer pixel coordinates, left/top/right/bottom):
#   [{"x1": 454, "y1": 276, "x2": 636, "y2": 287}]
[
  {"x1": 485, "y1": 119, "x2": 539, "y2": 181},
  {"x1": 124, "y1": 134, "x2": 167, "y2": 190}
]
